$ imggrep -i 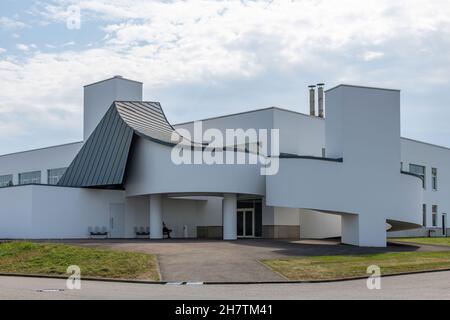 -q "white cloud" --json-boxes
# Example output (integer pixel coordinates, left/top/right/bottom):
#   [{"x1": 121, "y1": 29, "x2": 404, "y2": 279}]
[
  {"x1": 362, "y1": 51, "x2": 385, "y2": 61},
  {"x1": 62, "y1": 41, "x2": 76, "y2": 47},
  {"x1": 0, "y1": 16, "x2": 27, "y2": 29},
  {"x1": 2, "y1": 0, "x2": 450, "y2": 153},
  {"x1": 0, "y1": 48, "x2": 6, "y2": 54},
  {"x1": 16, "y1": 44, "x2": 30, "y2": 51}
]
